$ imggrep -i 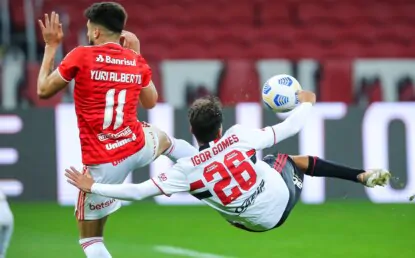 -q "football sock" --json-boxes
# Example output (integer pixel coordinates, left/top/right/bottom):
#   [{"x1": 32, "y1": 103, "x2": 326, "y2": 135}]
[
  {"x1": 163, "y1": 137, "x2": 198, "y2": 162},
  {"x1": 0, "y1": 200, "x2": 13, "y2": 258},
  {"x1": 305, "y1": 156, "x2": 363, "y2": 182},
  {"x1": 79, "y1": 237, "x2": 112, "y2": 258}
]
